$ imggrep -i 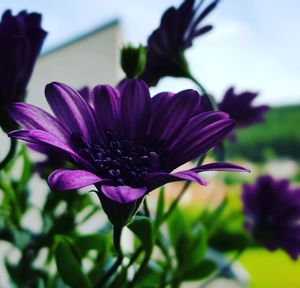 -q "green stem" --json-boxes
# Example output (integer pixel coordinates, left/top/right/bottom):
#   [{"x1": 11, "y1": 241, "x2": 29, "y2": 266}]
[
  {"x1": 200, "y1": 247, "x2": 246, "y2": 288},
  {"x1": 127, "y1": 251, "x2": 151, "y2": 288},
  {"x1": 124, "y1": 154, "x2": 207, "y2": 274},
  {"x1": 97, "y1": 226, "x2": 123, "y2": 287},
  {"x1": 188, "y1": 74, "x2": 207, "y2": 95},
  {"x1": 162, "y1": 153, "x2": 206, "y2": 223},
  {"x1": 162, "y1": 180, "x2": 191, "y2": 222},
  {"x1": 126, "y1": 246, "x2": 143, "y2": 269},
  {"x1": 0, "y1": 138, "x2": 17, "y2": 170},
  {"x1": 143, "y1": 198, "x2": 150, "y2": 217},
  {"x1": 188, "y1": 75, "x2": 218, "y2": 111}
]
